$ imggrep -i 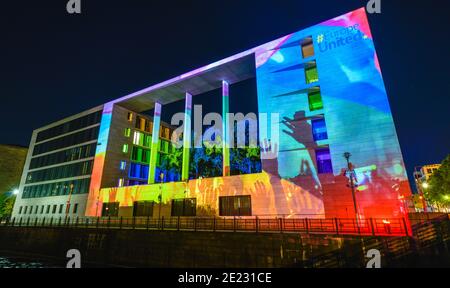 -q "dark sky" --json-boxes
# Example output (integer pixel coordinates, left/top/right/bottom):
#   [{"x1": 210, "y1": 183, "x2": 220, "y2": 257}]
[{"x1": 1, "y1": 0, "x2": 449, "y2": 183}]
